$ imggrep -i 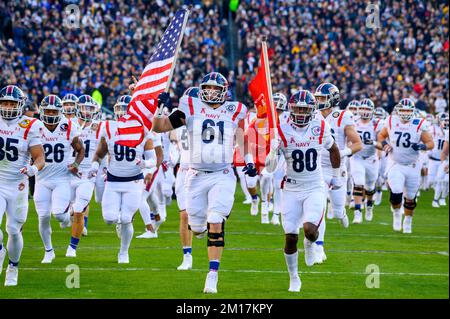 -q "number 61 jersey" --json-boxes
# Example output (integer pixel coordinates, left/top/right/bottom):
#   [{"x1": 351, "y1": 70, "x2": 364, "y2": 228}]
[
  {"x1": 0, "y1": 116, "x2": 43, "y2": 182},
  {"x1": 277, "y1": 118, "x2": 334, "y2": 192},
  {"x1": 385, "y1": 115, "x2": 428, "y2": 165},
  {"x1": 178, "y1": 95, "x2": 247, "y2": 171}
]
